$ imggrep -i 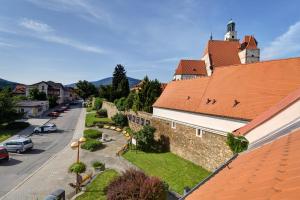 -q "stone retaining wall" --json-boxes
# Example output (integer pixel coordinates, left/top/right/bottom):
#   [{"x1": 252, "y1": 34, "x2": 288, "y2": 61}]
[
  {"x1": 102, "y1": 100, "x2": 233, "y2": 171},
  {"x1": 102, "y1": 101, "x2": 119, "y2": 118}
]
